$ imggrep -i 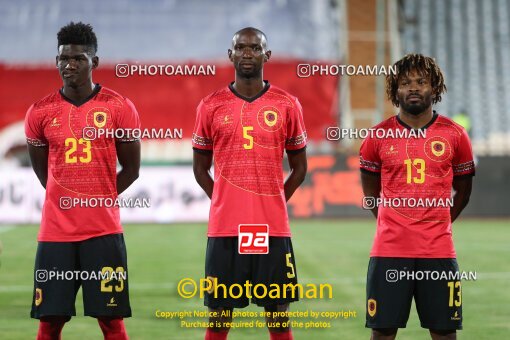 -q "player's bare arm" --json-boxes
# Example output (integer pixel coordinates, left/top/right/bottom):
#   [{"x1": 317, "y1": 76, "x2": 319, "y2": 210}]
[
  {"x1": 116, "y1": 140, "x2": 141, "y2": 194},
  {"x1": 450, "y1": 175, "x2": 473, "y2": 223},
  {"x1": 193, "y1": 150, "x2": 214, "y2": 199},
  {"x1": 192, "y1": 28, "x2": 305, "y2": 340},
  {"x1": 284, "y1": 149, "x2": 307, "y2": 201},
  {"x1": 26, "y1": 23, "x2": 133, "y2": 339},
  {"x1": 361, "y1": 171, "x2": 381, "y2": 218},
  {"x1": 27, "y1": 144, "x2": 49, "y2": 189}
]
